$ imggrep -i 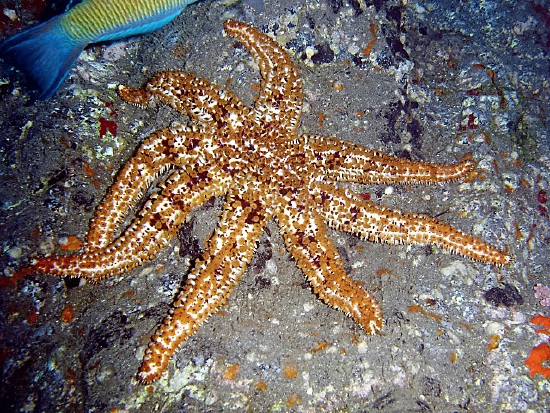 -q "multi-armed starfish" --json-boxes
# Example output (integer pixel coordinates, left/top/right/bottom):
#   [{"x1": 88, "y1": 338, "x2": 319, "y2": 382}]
[{"x1": 18, "y1": 20, "x2": 510, "y2": 383}]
